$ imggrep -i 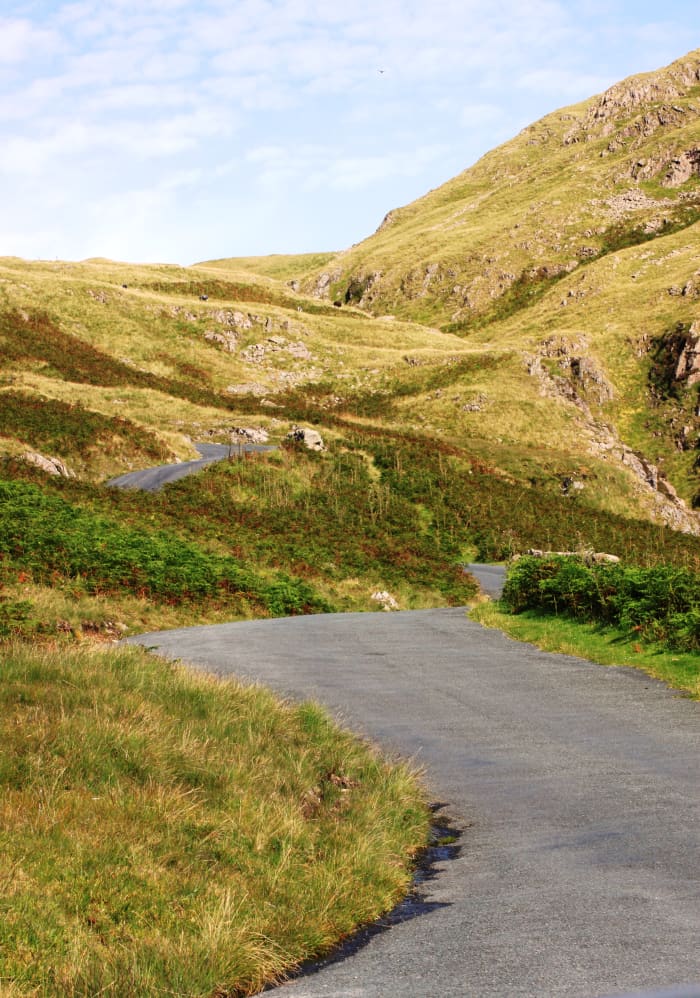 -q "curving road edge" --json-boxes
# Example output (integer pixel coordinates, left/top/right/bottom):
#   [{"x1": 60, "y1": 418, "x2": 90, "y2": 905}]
[
  {"x1": 129, "y1": 599, "x2": 700, "y2": 998},
  {"x1": 106, "y1": 442, "x2": 276, "y2": 492}
]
